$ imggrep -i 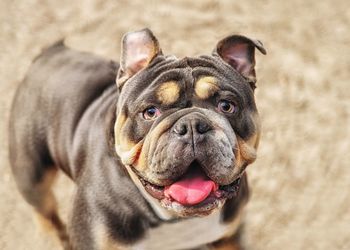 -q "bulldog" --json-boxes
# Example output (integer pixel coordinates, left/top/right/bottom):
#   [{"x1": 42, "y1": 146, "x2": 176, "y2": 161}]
[{"x1": 9, "y1": 28, "x2": 266, "y2": 250}]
